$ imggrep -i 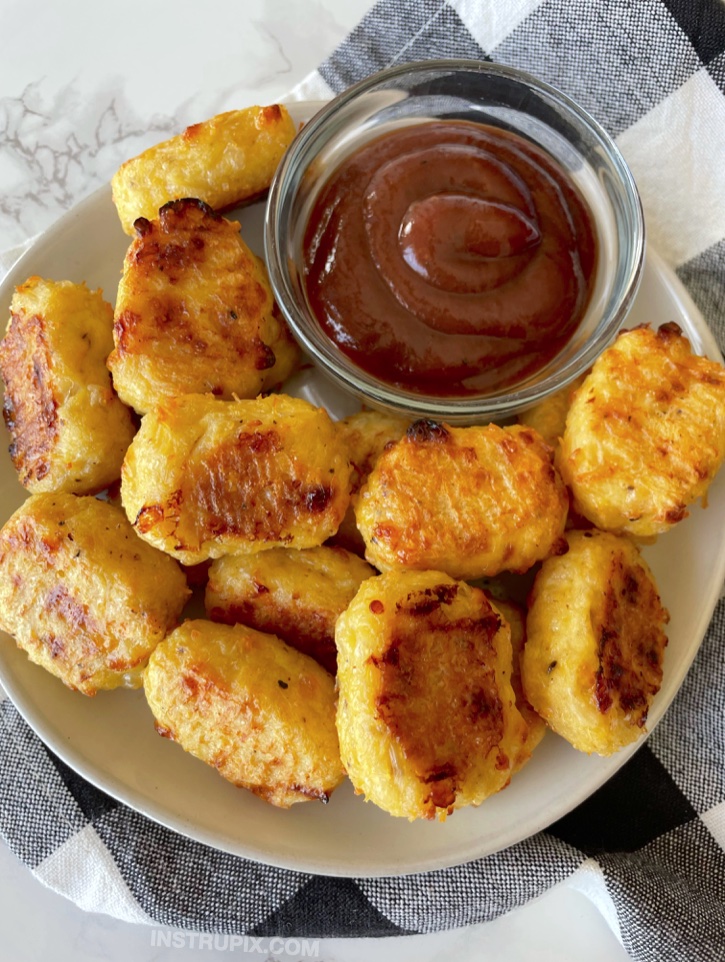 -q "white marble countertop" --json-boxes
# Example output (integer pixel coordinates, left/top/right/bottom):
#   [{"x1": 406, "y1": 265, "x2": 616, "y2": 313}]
[{"x1": 0, "y1": 1, "x2": 632, "y2": 958}]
